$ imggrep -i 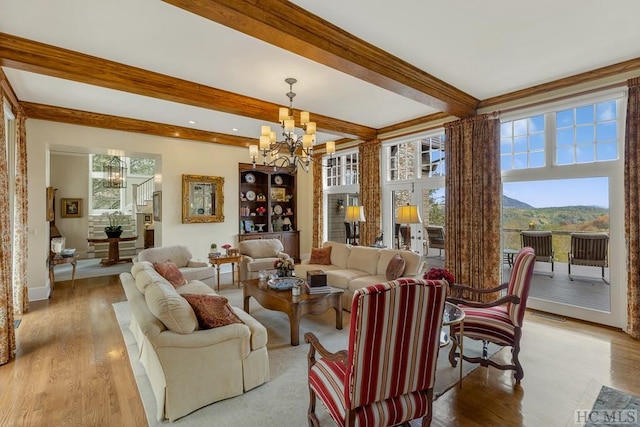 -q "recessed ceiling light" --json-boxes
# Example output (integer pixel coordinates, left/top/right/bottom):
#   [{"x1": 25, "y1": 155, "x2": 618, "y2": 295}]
[
  {"x1": 188, "y1": 120, "x2": 196, "y2": 124},
  {"x1": 232, "y1": 128, "x2": 239, "y2": 132}
]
